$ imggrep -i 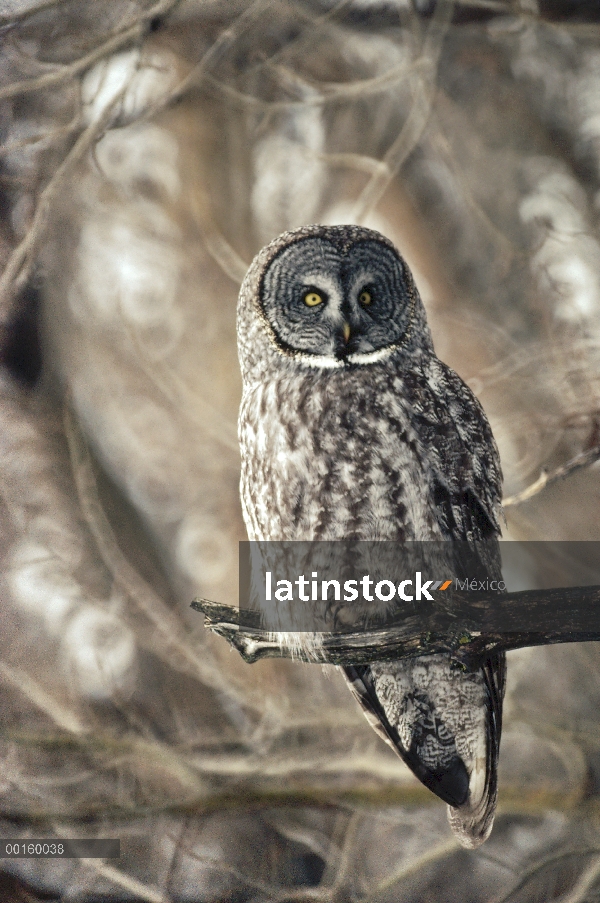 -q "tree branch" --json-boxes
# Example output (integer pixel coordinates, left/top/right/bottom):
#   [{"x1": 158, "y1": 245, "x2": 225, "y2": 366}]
[
  {"x1": 192, "y1": 582, "x2": 600, "y2": 668},
  {"x1": 503, "y1": 444, "x2": 600, "y2": 507},
  {"x1": 0, "y1": 0, "x2": 182, "y2": 89}
]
